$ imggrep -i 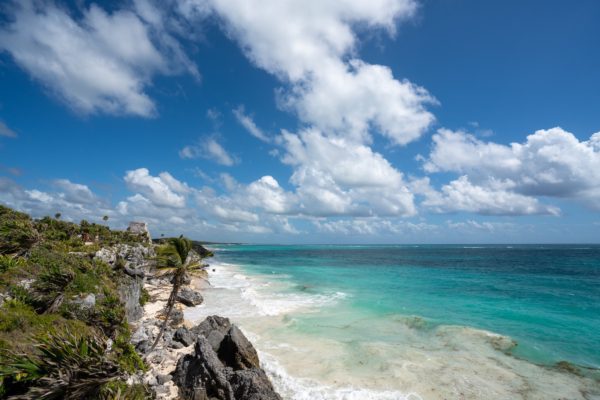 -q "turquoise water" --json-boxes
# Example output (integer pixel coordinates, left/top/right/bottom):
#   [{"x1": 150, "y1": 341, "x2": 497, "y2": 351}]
[{"x1": 214, "y1": 244, "x2": 600, "y2": 369}]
